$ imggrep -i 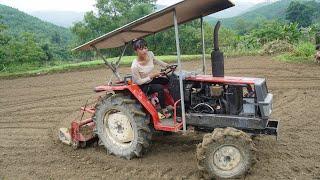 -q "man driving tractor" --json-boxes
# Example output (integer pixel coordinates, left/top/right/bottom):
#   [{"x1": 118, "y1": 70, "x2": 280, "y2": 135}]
[
  {"x1": 59, "y1": 1, "x2": 279, "y2": 178},
  {"x1": 131, "y1": 38, "x2": 172, "y2": 118},
  {"x1": 315, "y1": 44, "x2": 320, "y2": 64}
]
